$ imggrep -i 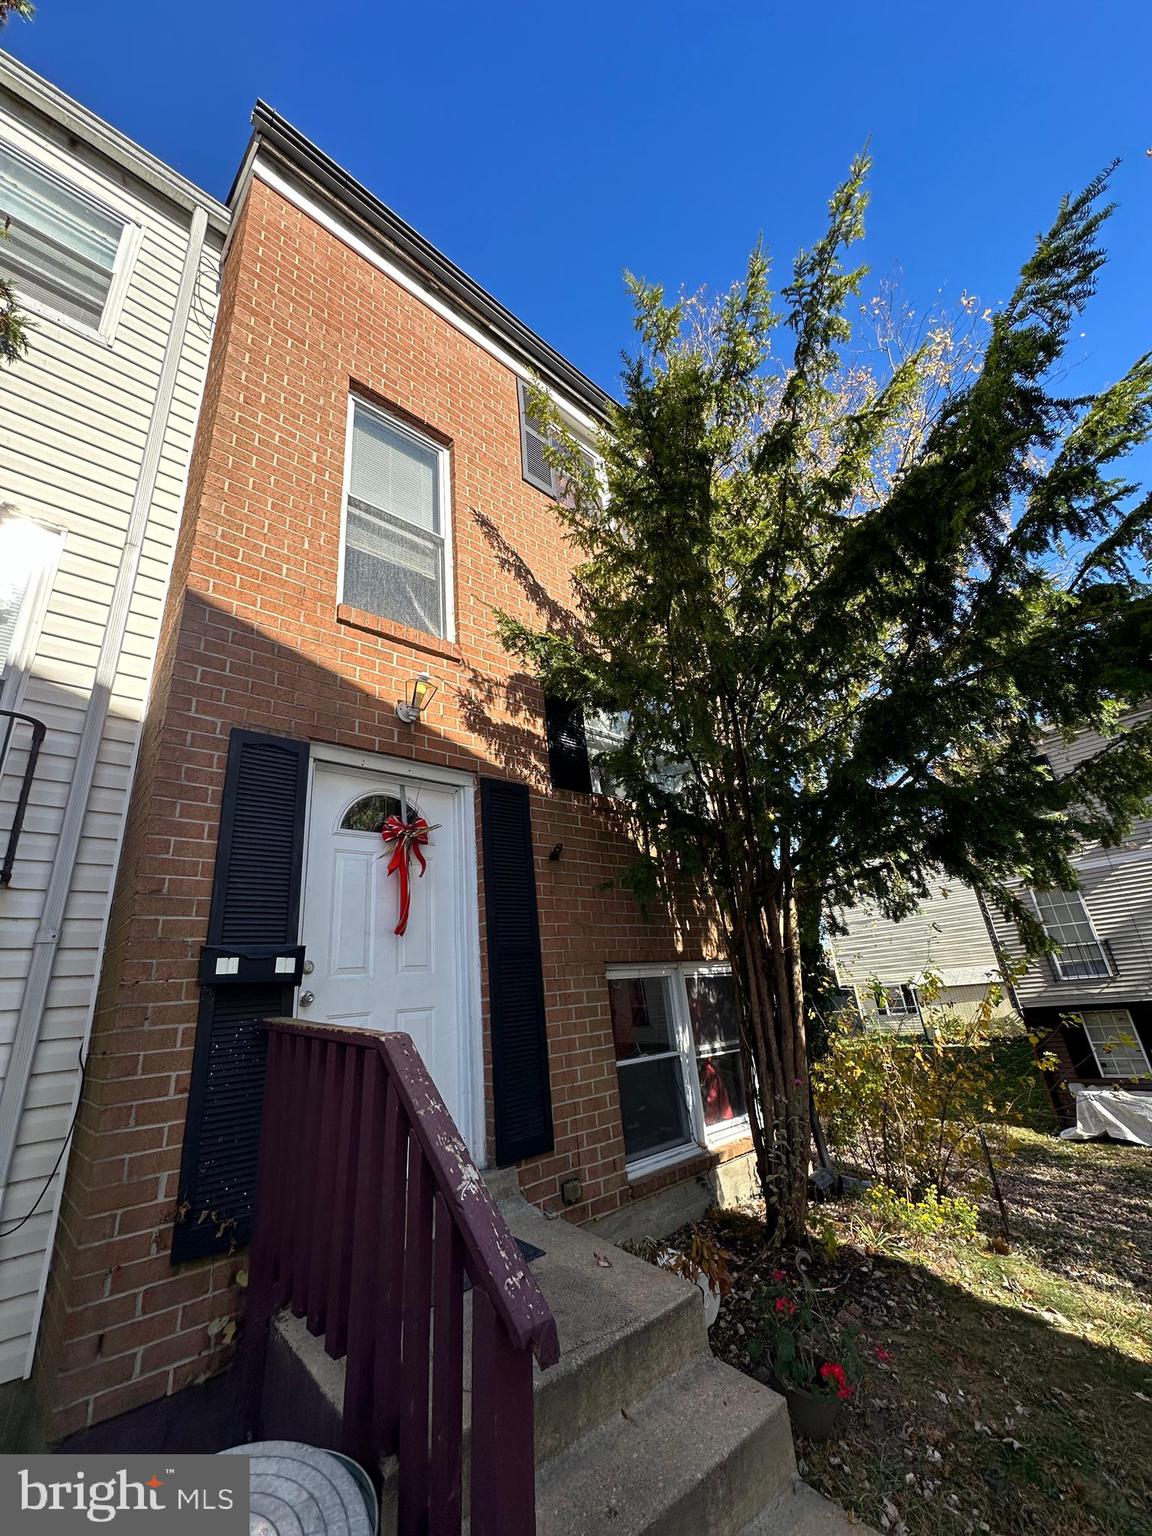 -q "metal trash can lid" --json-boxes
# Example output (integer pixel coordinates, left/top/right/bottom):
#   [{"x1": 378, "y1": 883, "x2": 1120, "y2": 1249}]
[{"x1": 220, "y1": 1441, "x2": 378, "y2": 1536}]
